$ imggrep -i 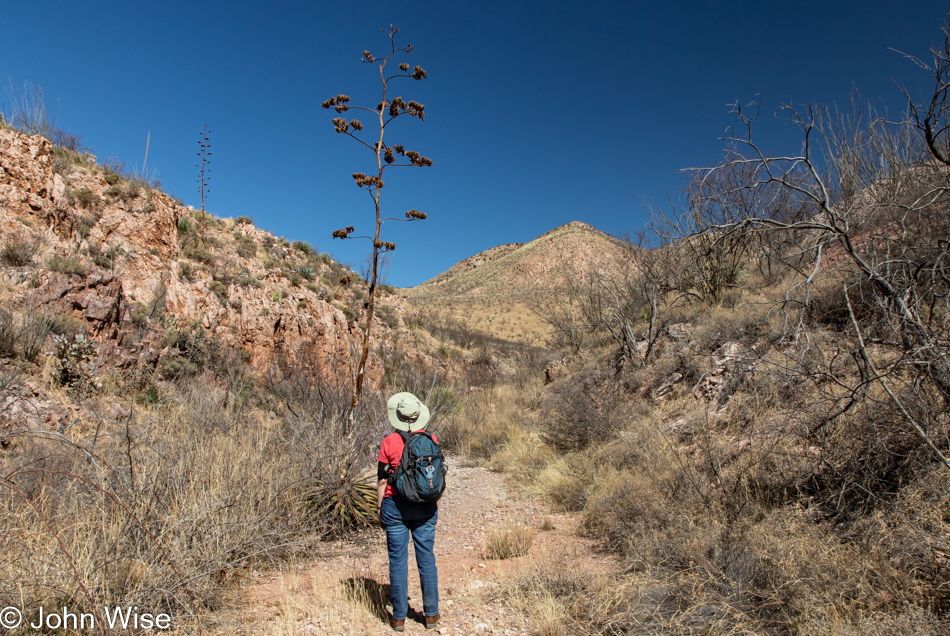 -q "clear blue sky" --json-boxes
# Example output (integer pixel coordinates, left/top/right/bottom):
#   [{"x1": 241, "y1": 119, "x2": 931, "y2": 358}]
[{"x1": 3, "y1": 1, "x2": 947, "y2": 287}]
